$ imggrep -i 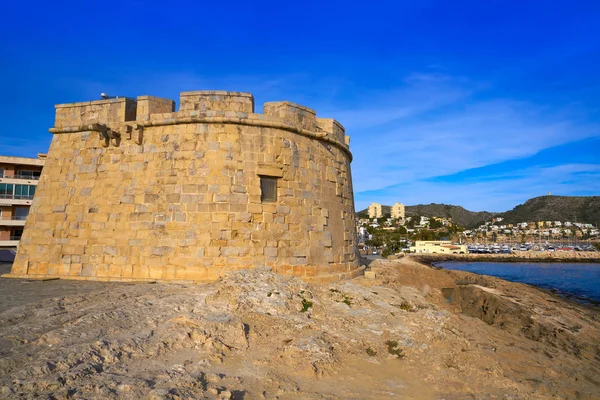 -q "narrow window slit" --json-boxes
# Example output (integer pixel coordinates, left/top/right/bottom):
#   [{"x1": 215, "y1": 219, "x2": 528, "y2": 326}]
[{"x1": 260, "y1": 176, "x2": 278, "y2": 203}]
